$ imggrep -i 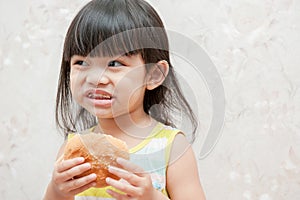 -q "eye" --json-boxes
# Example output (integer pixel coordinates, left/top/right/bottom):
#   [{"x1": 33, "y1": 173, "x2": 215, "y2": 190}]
[
  {"x1": 74, "y1": 60, "x2": 88, "y2": 66},
  {"x1": 108, "y1": 60, "x2": 123, "y2": 67}
]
